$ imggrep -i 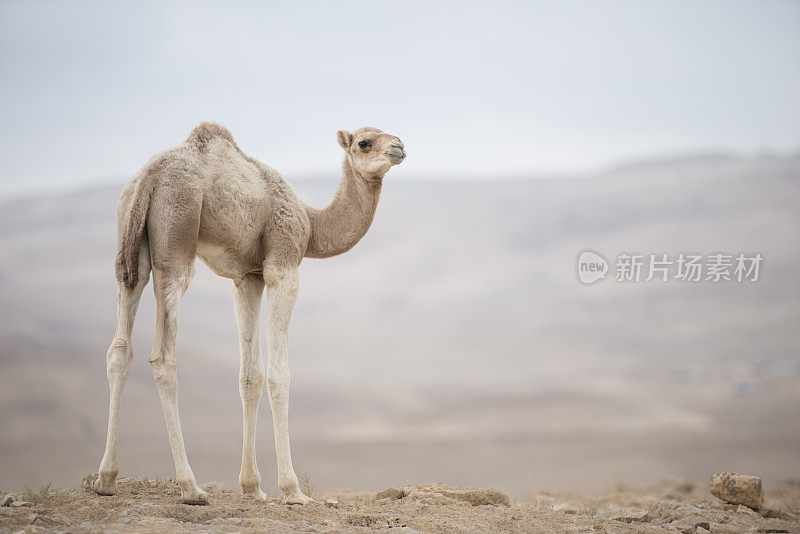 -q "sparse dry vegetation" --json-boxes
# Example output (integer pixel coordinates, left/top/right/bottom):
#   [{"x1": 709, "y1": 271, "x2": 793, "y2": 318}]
[{"x1": 21, "y1": 482, "x2": 52, "y2": 505}]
